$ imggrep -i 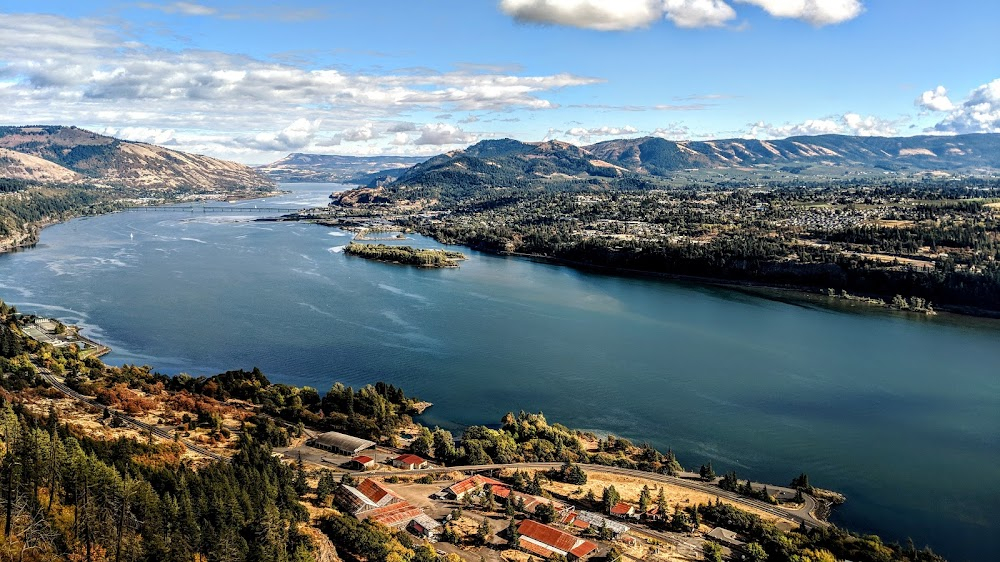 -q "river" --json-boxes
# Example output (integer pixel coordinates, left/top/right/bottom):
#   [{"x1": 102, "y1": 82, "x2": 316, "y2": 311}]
[{"x1": 1, "y1": 184, "x2": 997, "y2": 561}]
